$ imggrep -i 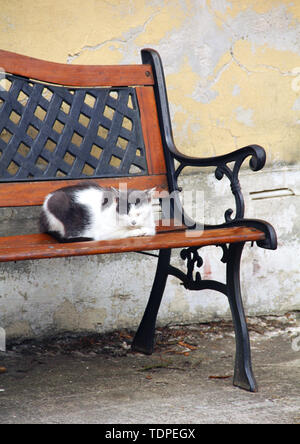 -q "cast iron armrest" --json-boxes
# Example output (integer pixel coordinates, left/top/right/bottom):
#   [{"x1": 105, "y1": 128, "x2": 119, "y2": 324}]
[
  {"x1": 169, "y1": 144, "x2": 277, "y2": 250},
  {"x1": 172, "y1": 144, "x2": 266, "y2": 223},
  {"x1": 170, "y1": 143, "x2": 266, "y2": 172}
]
